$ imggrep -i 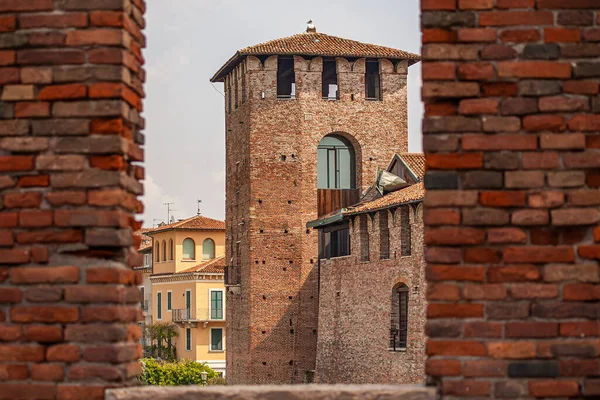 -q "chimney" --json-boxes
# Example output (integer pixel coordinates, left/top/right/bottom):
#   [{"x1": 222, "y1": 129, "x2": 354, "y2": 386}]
[{"x1": 306, "y1": 19, "x2": 316, "y2": 33}]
